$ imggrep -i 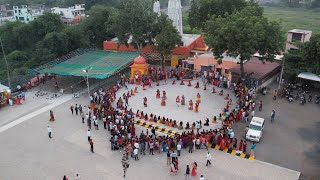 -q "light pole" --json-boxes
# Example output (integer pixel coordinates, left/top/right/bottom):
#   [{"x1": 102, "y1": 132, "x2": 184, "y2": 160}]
[
  {"x1": 0, "y1": 37, "x2": 11, "y2": 88},
  {"x1": 278, "y1": 57, "x2": 285, "y2": 90},
  {"x1": 83, "y1": 69, "x2": 90, "y2": 97}
]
